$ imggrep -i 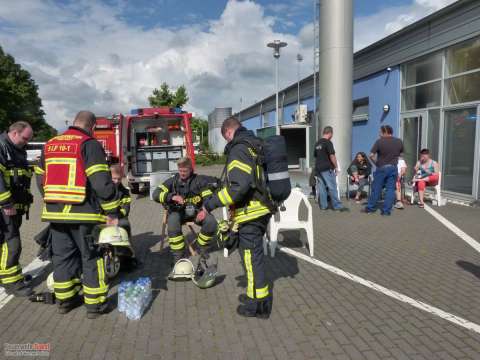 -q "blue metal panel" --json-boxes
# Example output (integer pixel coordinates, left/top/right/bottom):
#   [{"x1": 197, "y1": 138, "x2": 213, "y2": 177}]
[
  {"x1": 351, "y1": 66, "x2": 400, "y2": 158},
  {"x1": 242, "y1": 115, "x2": 261, "y2": 134}
]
